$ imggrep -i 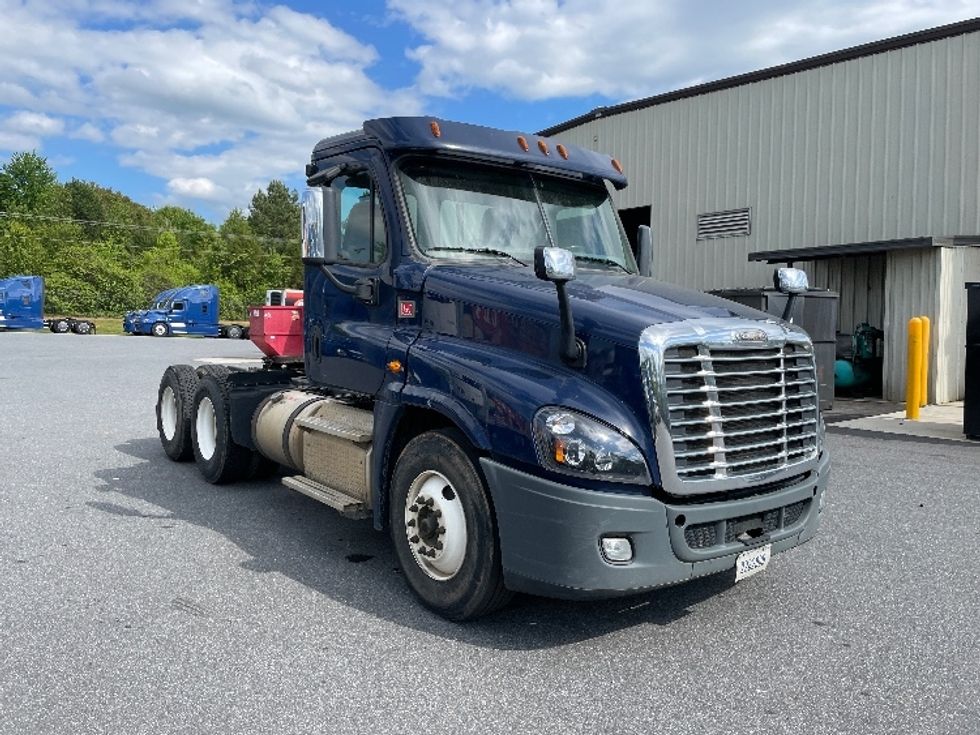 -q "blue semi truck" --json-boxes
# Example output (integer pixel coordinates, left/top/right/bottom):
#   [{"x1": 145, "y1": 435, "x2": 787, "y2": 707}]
[
  {"x1": 0, "y1": 275, "x2": 96, "y2": 334},
  {"x1": 124, "y1": 284, "x2": 247, "y2": 339},
  {"x1": 154, "y1": 118, "x2": 829, "y2": 620}
]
